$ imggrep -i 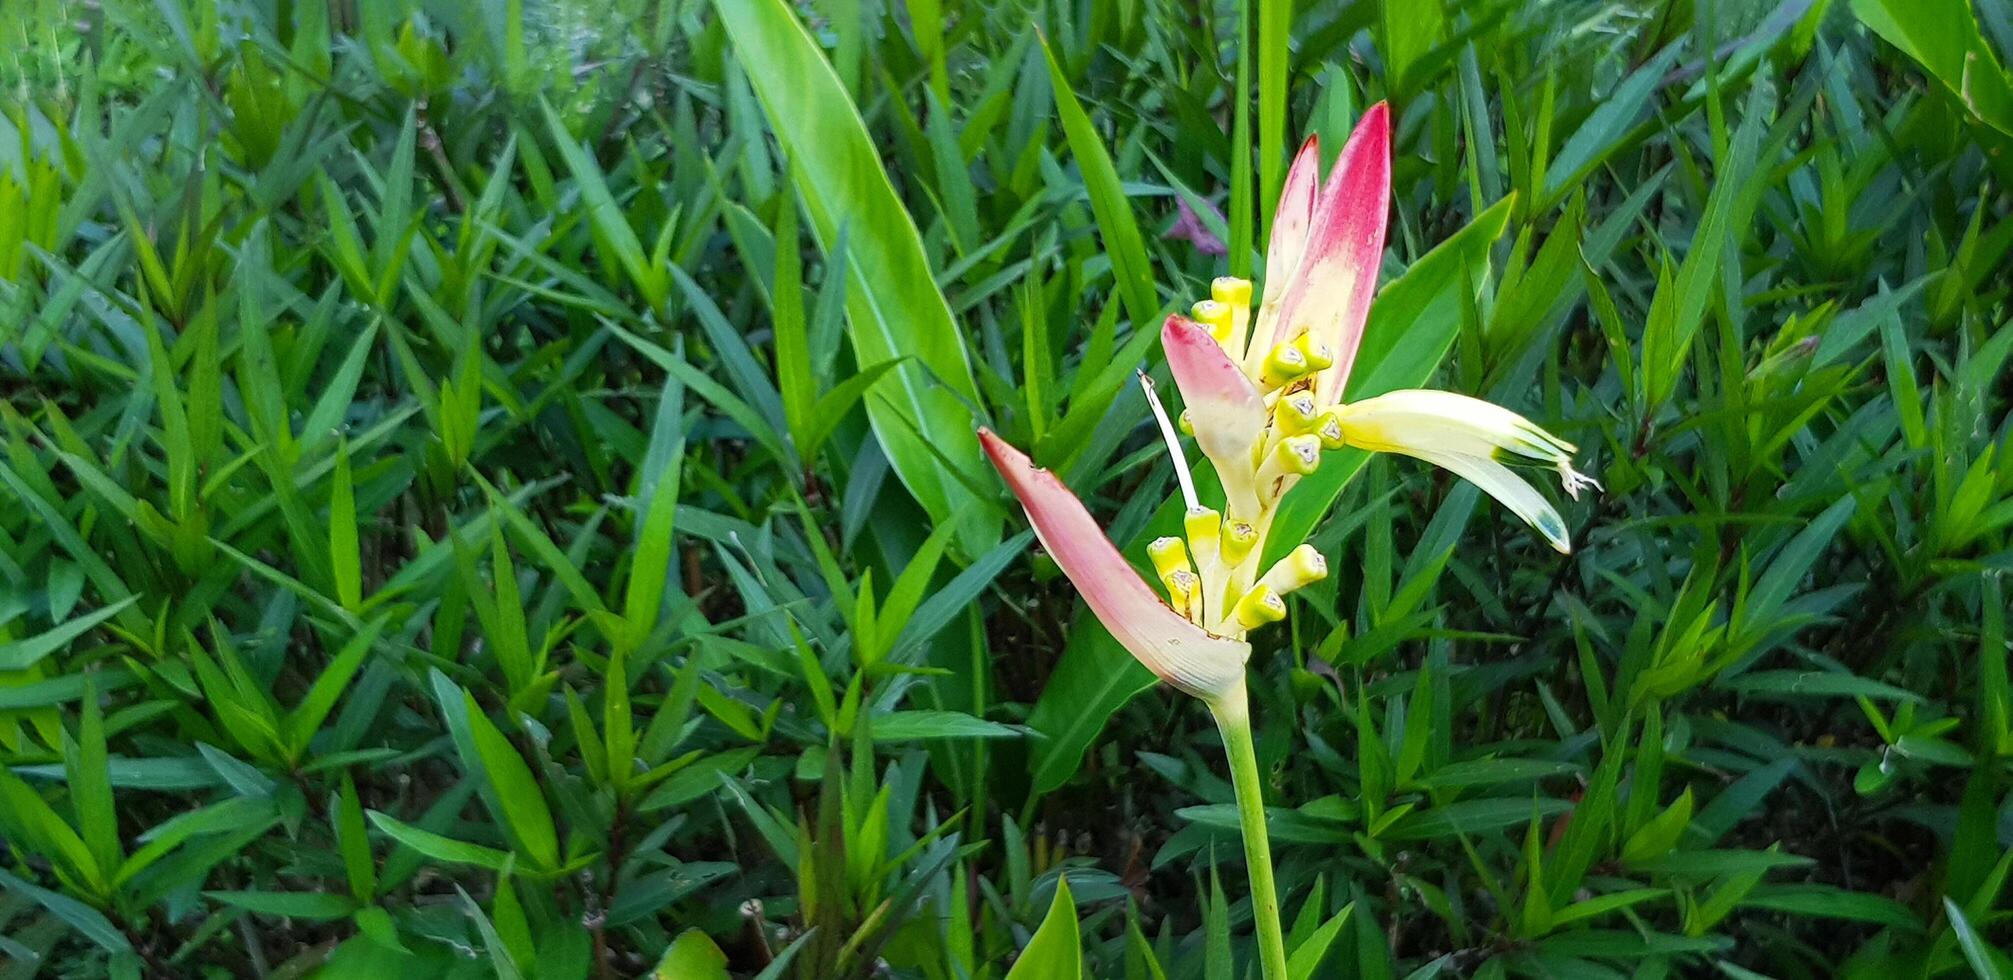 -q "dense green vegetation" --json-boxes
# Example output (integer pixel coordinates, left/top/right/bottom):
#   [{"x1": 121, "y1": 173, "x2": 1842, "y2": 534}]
[{"x1": 2, "y1": 0, "x2": 2011, "y2": 976}]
